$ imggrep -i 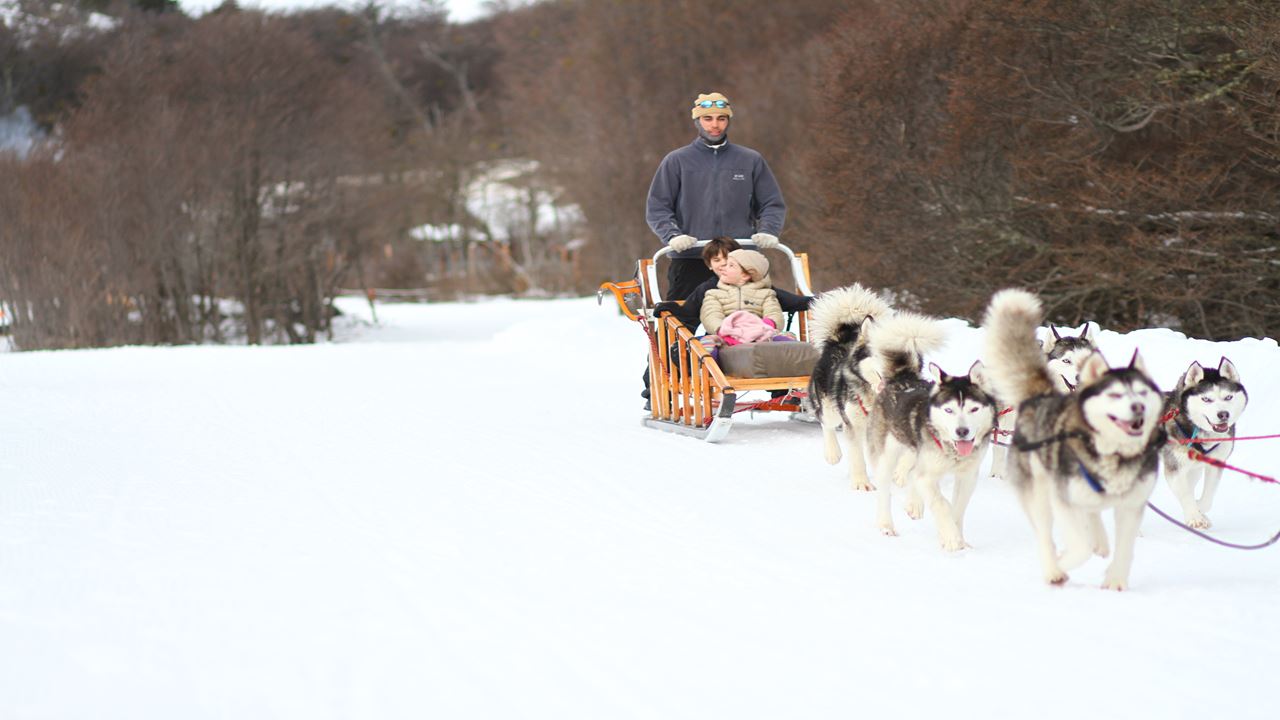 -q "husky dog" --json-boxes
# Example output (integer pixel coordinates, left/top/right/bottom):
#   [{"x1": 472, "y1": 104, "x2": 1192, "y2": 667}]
[
  {"x1": 990, "y1": 323, "x2": 1099, "y2": 479},
  {"x1": 806, "y1": 284, "x2": 894, "y2": 491},
  {"x1": 1044, "y1": 323, "x2": 1099, "y2": 392},
  {"x1": 983, "y1": 290, "x2": 1165, "y2": 590},
  {"x1": 1160, "y1": 357, "x2": 1248, "y2": 529},
  {"x1": 865, "y1": 314, "x2": 996, "y2": 549}
]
